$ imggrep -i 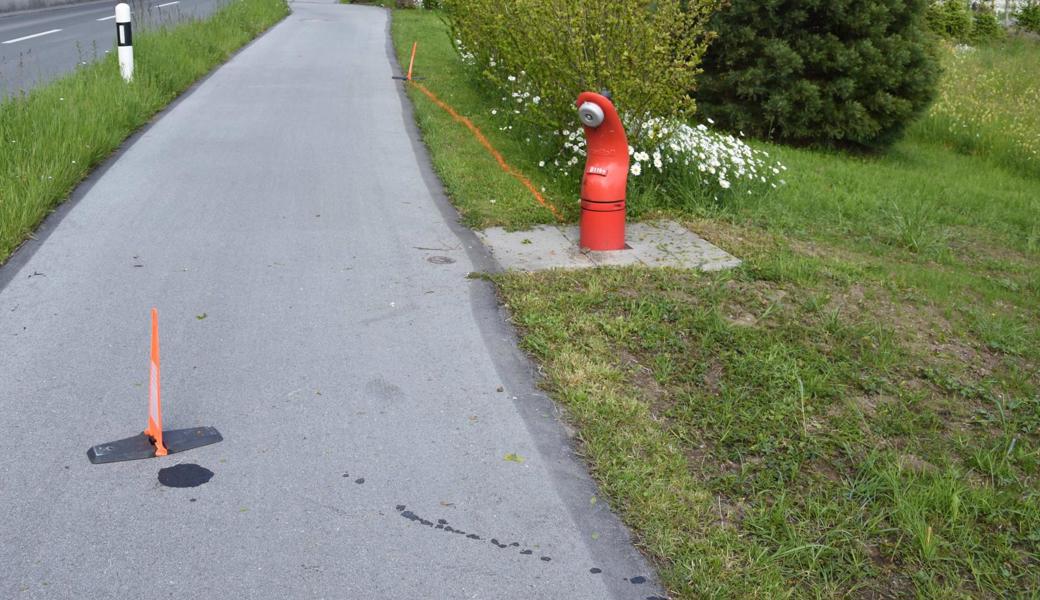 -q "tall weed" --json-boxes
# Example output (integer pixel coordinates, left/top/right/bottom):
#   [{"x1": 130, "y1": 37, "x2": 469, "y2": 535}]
[{"x1": 910, "y1": 39, "x2": 1040, "y2": 178}]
